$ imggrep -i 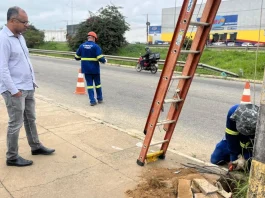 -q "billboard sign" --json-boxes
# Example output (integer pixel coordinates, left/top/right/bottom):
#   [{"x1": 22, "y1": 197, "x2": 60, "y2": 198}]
[
  {"x1": 149, "y1": 26, "x2": 162, "y2": 34},
  {"x1": 197, "y1": 15, "x2": 238, "y2": 30}
]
